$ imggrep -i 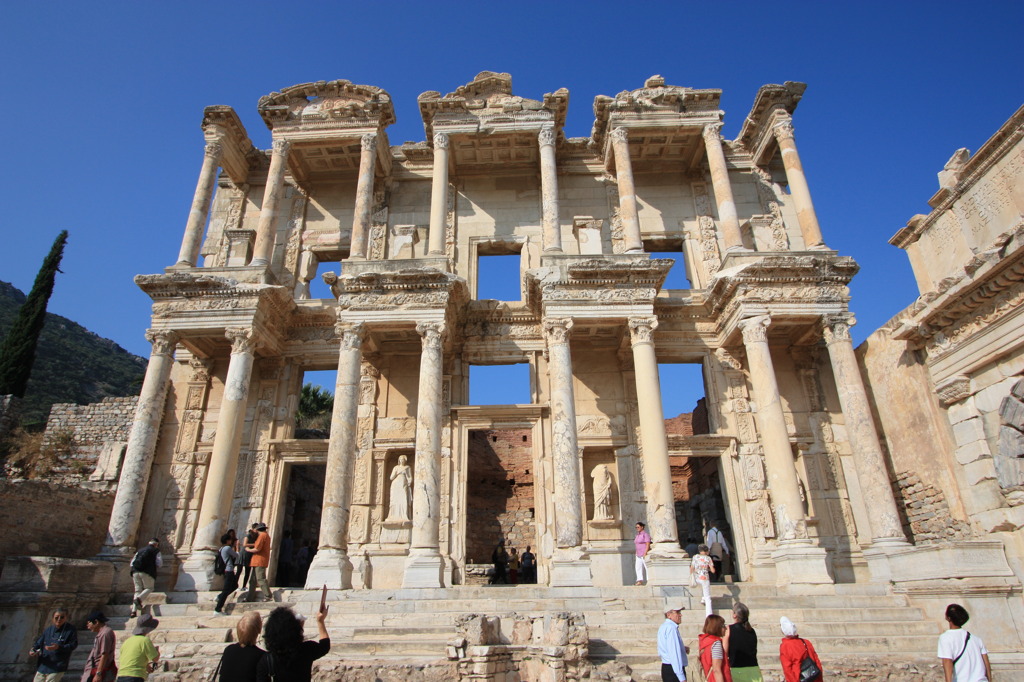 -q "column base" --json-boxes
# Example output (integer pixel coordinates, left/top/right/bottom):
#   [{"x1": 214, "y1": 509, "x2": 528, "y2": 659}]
[
  {"x1": 305, "y1": 548, "x2": 353, "y2": 590},
  {"x1": 402, "y1": 548, "x2": 445, "y2": 588},
  {"x1": 771, "y1": 542, "x2": 834, "y2": 586},
  {"x1": 646, "y1": 546, "x2": 690, "y2": 586},
  {"x1": 861, "y1": 539, "x2": 913, "y2": 584},
  {"x1": 95, "y1": 548, "x2": 134, "y2": 594},
  {"x1": 175, "y1": 549, "x2": 218, "y2": 591},
  {"x1": 549, "y1": 548, "x2": 592, "y2": 587}
]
